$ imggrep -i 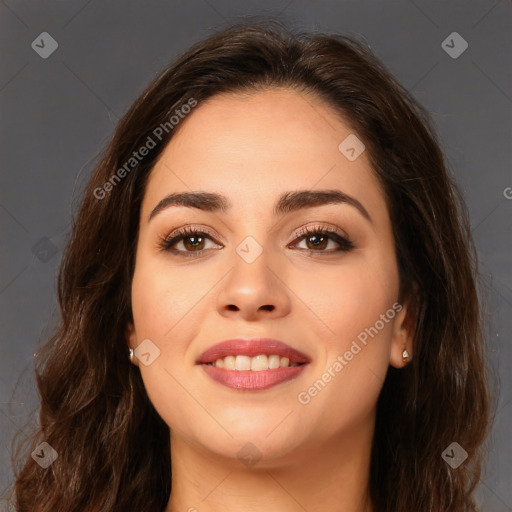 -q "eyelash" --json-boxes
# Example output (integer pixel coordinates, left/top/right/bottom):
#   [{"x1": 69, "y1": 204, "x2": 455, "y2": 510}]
[{"x1": 157, "y1": 225, "x2": 354, "y2": 258}]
